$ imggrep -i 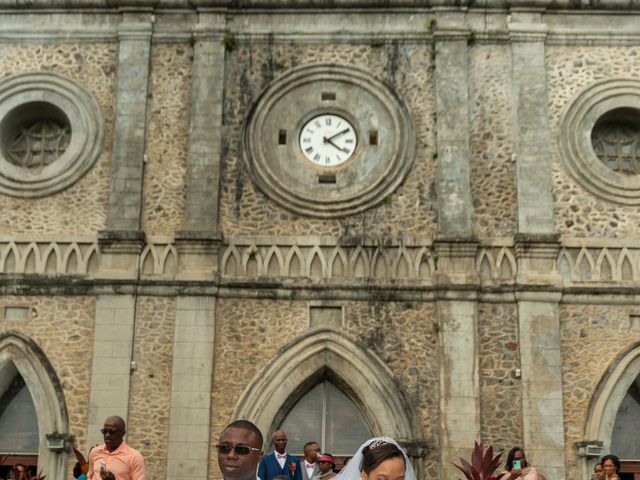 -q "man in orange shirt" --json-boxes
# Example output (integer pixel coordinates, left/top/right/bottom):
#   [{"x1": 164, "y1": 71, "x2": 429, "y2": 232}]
[{"x1": 88, "y1": 416, "x2": 146, "y2": 480}]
